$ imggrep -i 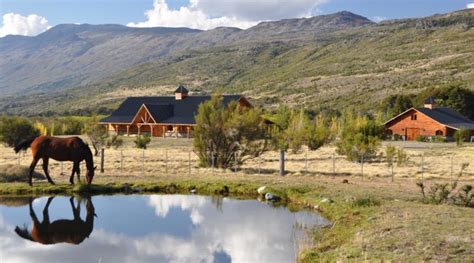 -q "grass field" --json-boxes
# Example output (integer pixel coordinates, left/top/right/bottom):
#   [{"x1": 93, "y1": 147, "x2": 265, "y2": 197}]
[{"x1": 0, "y1": 138, "x2": 473, "y2": 261}]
